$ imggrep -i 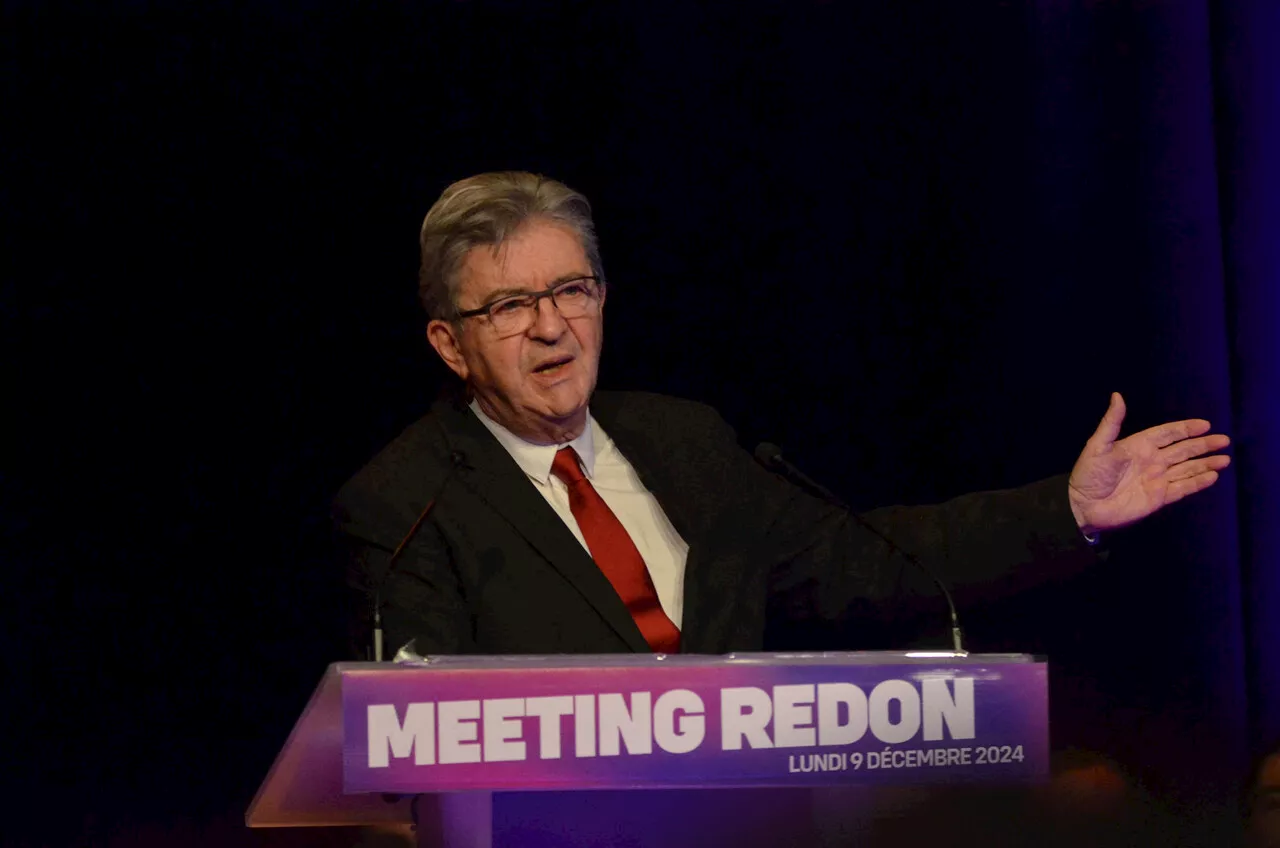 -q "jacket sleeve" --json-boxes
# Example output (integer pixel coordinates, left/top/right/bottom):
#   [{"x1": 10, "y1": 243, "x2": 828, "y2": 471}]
[{"x1": 693, "y1": 407, "x2": 1099, "y2": 647}]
